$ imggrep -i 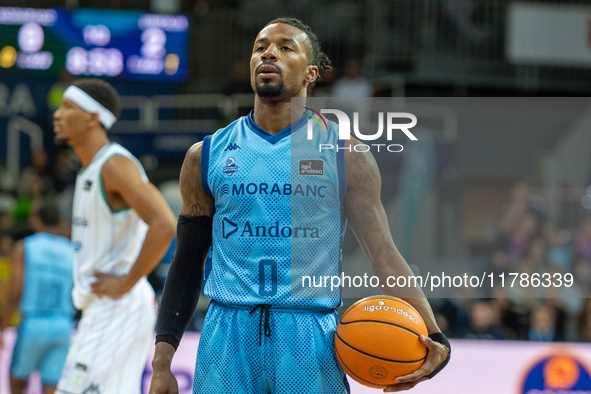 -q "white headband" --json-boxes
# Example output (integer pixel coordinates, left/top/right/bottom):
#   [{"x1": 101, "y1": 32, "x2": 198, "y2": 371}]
[{"x1": 63, "y1": 85, "x2": 117, "y2": 130}]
